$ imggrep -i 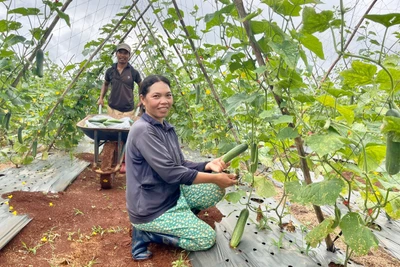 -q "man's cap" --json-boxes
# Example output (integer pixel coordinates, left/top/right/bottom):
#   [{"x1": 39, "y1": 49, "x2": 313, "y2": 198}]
[{"x1": 116, "y1": 43, "x2": 131, "y2": 53}]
